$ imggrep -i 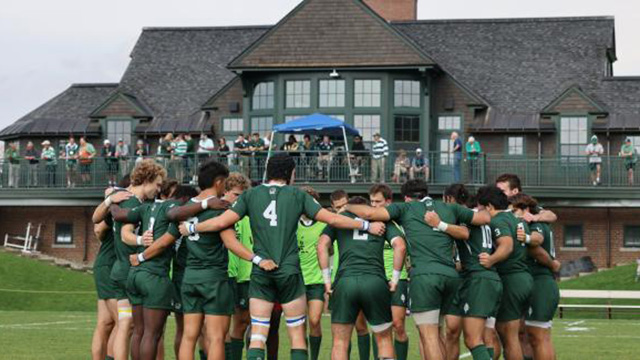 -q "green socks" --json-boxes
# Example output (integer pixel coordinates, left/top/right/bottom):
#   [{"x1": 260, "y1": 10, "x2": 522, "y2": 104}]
[
  {"x1": 487, "y1": 347, "x2": 495, "y2": 359},
  {"x1": 358, "y1": 334, "x2": 371, "y2": 360},
  {"x1": 524, "y1": 357, "x2": 534, "y2": 360},
  {"x1": 394, "y1": 339, "x2": 408, "y2": 360},
  {"x1": 309, "y1": 335, "x2": 322, "y2": 360},
  {"x1": 348, "y1": 340, "x2": 352, "y2": 360},
  {"x1": 198, "y1": 349, "x2": 207, "y2": 360},
  {"x1": 470, "y1": 345, "x2": 491, "y2": 360},
  {"x1": 247, "y1": 348, "x2": 266, "y2": 360},
  {"x1": 225, "y1": 341, "x2": 231, "y2": 360},
  {"x1": 291, "y1": 348, "x2": 309, "y2": 360},
  {"x1": 230, "y1": 337, "x2": 244, "y2": 360},
  {"x1": 372, "y1": 337, "x2": 378, "y2": 359},
  {"x1": 105, "y1": 356, "x2": 114, "y2": 360}
]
